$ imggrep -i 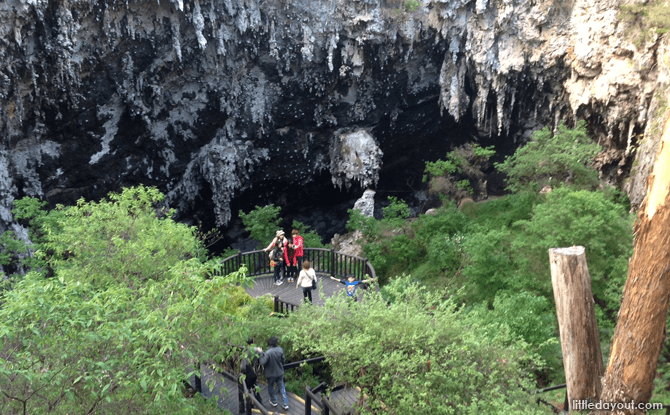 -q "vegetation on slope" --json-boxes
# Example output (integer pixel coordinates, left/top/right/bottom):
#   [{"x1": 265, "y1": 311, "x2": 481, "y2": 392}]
[
  {"x1": 0, "y1": 186, "x2": 258, "y2": 414},
  {"x1": 347, "y1": 121, "x2": 635, "y2": 392}
]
